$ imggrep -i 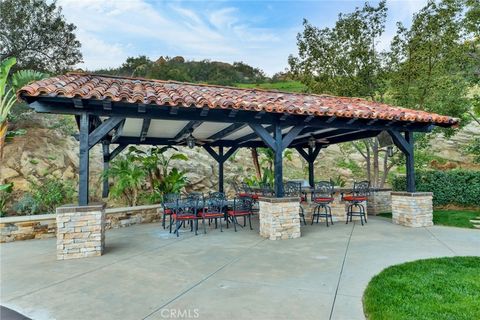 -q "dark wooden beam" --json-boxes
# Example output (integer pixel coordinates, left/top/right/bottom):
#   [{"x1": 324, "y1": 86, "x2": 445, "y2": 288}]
[
  {"x1": 174, "y1": 120, "x2": 202, "y2": 141},
  {"x1": 88, "y1": 117, "x2": 125, "y2": 149},
  {"x1": 388, "y1": 130, "x2": 415, "y2": 192},
  {"x1": 282, "y1": 124, "x2": 305, "y2": 149},
  {"x1": 111, "y1": 119, "x2": 125, "y2": 143},
  {"x1": 110, "y1": 144, "x2": 128, "y2": 160},
  {"x1": 228, "y1": 109, "x2": 238, "y2": 118},
  {"x1": 207, "y1": 123, "x2": 246, "y2": 141},
  {"x1": 295, "y1": 147, "x2": 309, "y2": 162},
  {"x1": 203, "y1": 145, "x2": 220, "y2": 162},
  {"x1": 73, "y1": 98, "x2": 83, "y2": 108},
  {"x1": 138, "y1": 103, "x2": 146, "y2": 113},
  {"x1": 273, "y1": 123, "x2": 284, "y2": 197},
  {"x1": 249, "y1": 123, "x2": 276, "y2": 150},
  {"x1": 200, "y1": 107, "x2": 209, "y2": 116},
  {"x1": 102, "y1": 142, "x2": 110, "y2": 198},
  {"x1": 30, "y1": 99, "x2": 437, "y2": 132},
  {"x1": 102, "y1": 100, "x2": 112, "y2": 110},
  {"x1": 169, "y1": 106, "x2": 179, "y2": 115},
  {"x1": 290, "y1": 129, "x2": 352, "y2": 147},
  {"x1": 304, "y1": 115, "x2": 314, "y2": 123},
  {"x1": 140, "y1": 118, "x2": 151, "y2": 142},
  {"x1": 78, "y1": 113, "x2": 90, "y2": 205},
  {"x1": 254, "y1": 110, "x2": 266, "y2": 119}
]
